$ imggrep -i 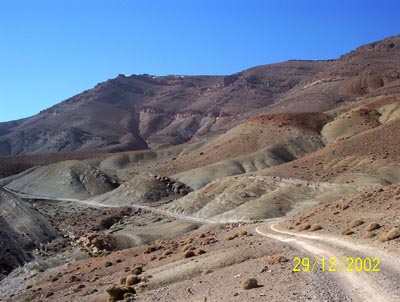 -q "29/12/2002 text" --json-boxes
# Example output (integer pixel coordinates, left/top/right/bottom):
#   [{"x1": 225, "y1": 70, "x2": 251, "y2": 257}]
[{"x1": 292, "y1": 257, "x2": 381, "y2": 273}]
